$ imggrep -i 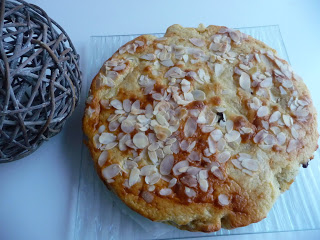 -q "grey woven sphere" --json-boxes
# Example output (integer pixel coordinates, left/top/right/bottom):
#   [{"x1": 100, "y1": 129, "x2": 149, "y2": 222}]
[{"x1": 0, "y1": 0, "x2": 82, "y2": 163}]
